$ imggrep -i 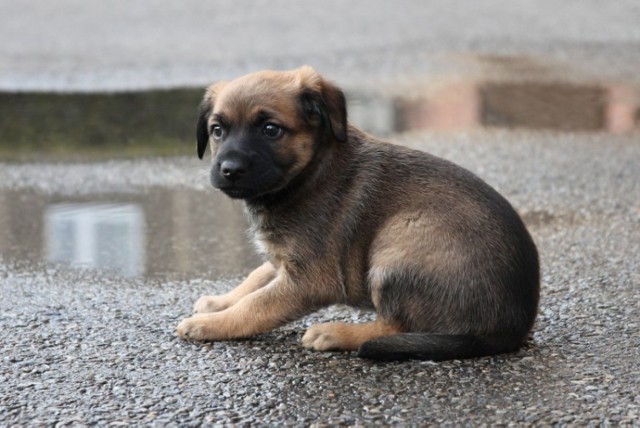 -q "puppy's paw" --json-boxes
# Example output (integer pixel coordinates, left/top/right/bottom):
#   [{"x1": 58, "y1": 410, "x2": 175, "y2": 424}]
[
  {"x1": 193, "y1": 295, "x2": 230, "y2": 313},
  {"x1": 302, "y1": 323, "x2": 347, "y2": 352},
  {"x1": 176, "y1": 314, "x2": 215, "y2": 341}
]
